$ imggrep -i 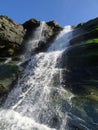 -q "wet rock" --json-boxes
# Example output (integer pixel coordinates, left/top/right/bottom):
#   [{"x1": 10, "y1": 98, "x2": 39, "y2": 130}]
[
  {"x1": 60, "y1": 17, "x2": 98, "y2": 95},
  {"x1": 59, "y1": 17, "x2": 98, "y2": 129},
  {"x1": 0, "y1": 63, "x2": 23, "y2": 97},
  {"x1": 60, "y1": 40, "x2": 98, "y2": 96},
  {"x1": 0, "y1": 16, "x2": 63, "y2": 100},
  {"x1": 32, "y1": 23, "x2": 55, "y2": 53},
  {"x1": 38, "y1": 21, "x2": 62, "y2": 50},
  {"x1": 23, "y1": 21, "x2": 62, "y2": 54}
]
